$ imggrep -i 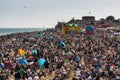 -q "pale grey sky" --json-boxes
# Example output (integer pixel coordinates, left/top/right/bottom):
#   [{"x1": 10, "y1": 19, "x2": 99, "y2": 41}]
[{"x1": 0, "y1": 0, "x2": 120, "y2": 28}]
